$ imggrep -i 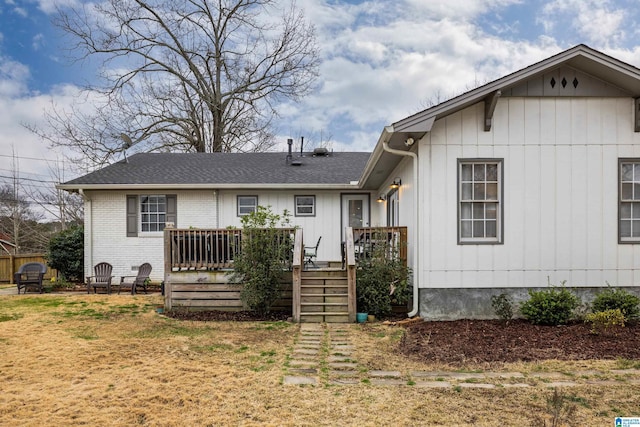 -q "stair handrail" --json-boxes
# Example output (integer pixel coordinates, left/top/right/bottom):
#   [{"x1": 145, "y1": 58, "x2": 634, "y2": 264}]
[
  {"x1": 292, "y1": 228, "x2": 303, "y2": 322},
  {"x1": 345, "y1": 227, "x2": 356, "y2": 322}
]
